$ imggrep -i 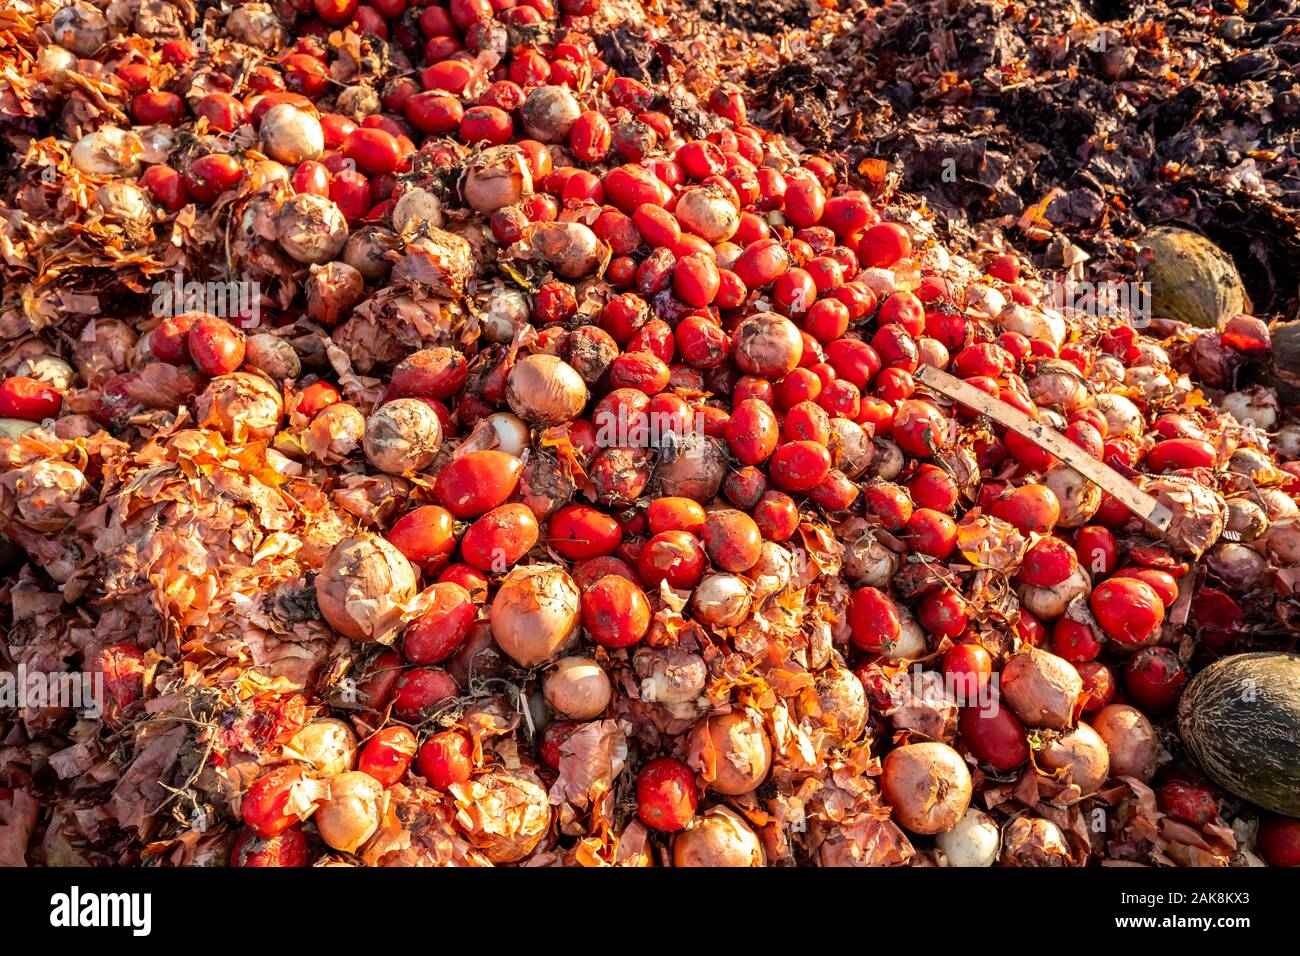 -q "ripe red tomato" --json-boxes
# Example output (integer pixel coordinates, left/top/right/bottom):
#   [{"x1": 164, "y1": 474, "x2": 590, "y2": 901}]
[
  {"x1": 582, "y1": 574, "x2": 651, "y2": 648},
  {"x1": 416, "y1": 731, "x2": 473, "y2": 789},
  {"x1": 0, "y1": 376, "x2": 63, "y2": 421},
  {"x1": 358, "y1": 726, "x2": 418, "y2": 788},
  {"x1": 636, "y1": 757, "x2": 698, "y2": 832},
  {"x1": 403, "y1": 583, "x2": 476, "y2": 665},
  {"x1": 1090, "y1": 577, "x2": 1164, "y2": 646},
  {"x1": 433, "y1": 450, "x2": 523, "y2": 518}
]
